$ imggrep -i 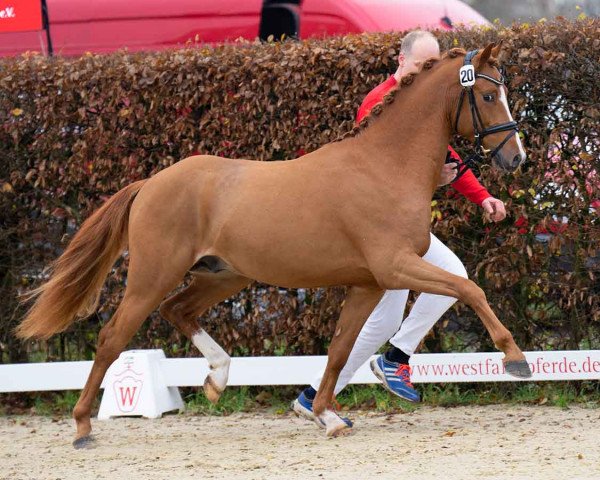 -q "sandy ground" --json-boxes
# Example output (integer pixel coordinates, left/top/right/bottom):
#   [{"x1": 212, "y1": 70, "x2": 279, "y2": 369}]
[{"x1": 1, "y1": 405, "x2": 599, "y2": 480}]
